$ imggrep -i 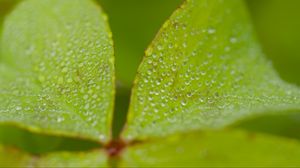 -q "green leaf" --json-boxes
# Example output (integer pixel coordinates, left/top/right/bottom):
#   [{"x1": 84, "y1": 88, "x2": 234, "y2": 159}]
[
  {"x1": 247, "y1": 0, "x2": 300, "y2": 85},
  {"x1": 121, "y1": 130, "x2": 300, "y2": 167},
  {"x1": 0, "y1": 0, "x2": 115, "y2": 141},
  {"x1": 0, "y1": 145, "x2": 107, "y2": 167},
  {"x1": 123, "y1": 0, "x2": 300, "y2": 140}
]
